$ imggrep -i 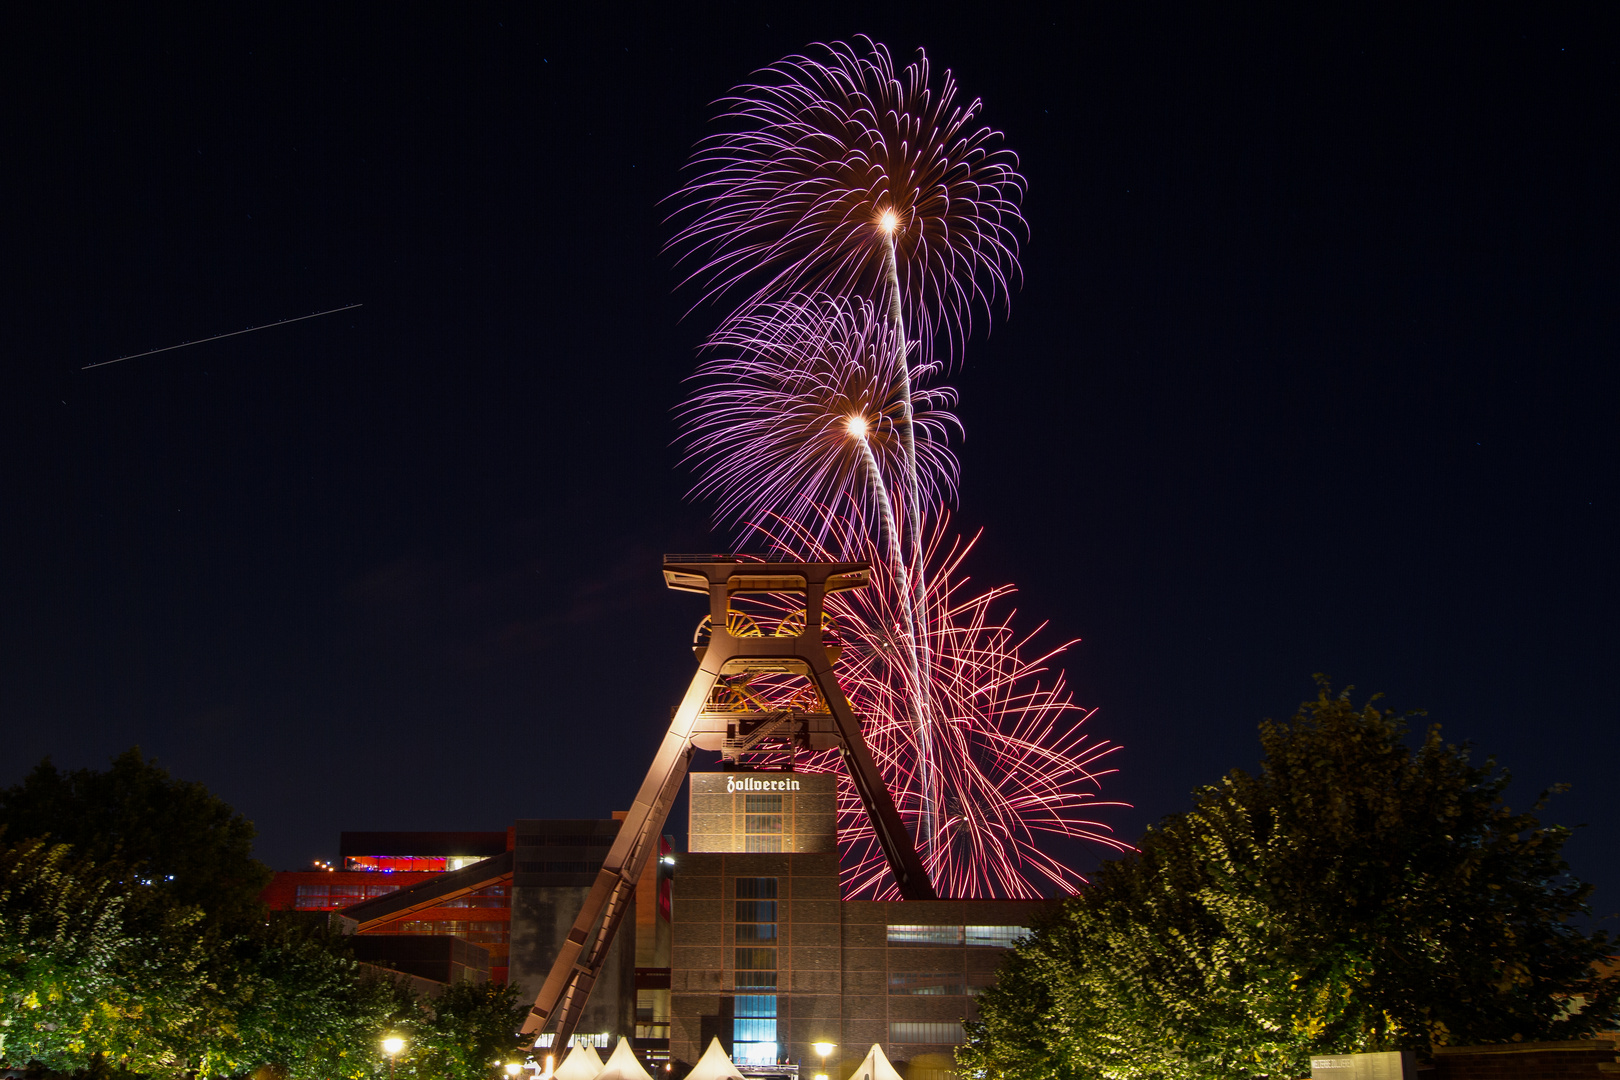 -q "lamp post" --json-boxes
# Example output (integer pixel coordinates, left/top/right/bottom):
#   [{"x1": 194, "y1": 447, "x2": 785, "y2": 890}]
[
  {"x1": 812, "y1": 1041, "x2": 836, "y2": 1080},
  {"x1": 382, "y1": 1035, "x2": 406, "y2": 1079}
]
